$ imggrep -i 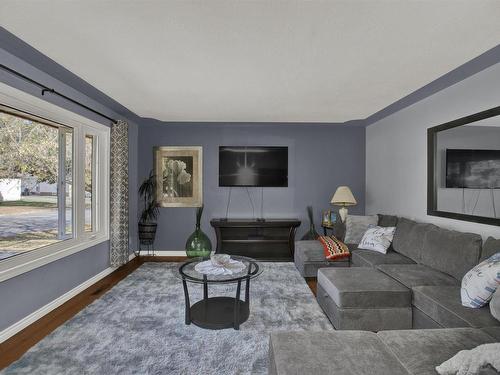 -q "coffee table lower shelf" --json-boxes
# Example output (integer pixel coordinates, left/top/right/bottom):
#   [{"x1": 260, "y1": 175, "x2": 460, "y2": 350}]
[
  {"x1": 178, "y1": 256, "x2": 262, "y2": 331},
  {"x1": 189, "y1": 297, "x2": 250, "y2": 330}
]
